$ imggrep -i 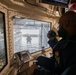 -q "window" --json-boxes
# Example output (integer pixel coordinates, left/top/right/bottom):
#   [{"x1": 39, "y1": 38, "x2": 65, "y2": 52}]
[
  {"x1": 0, "y1": 12, "x2": 7, "y2": 71},
  {"x1": 13, "y1": 18, "x2": 51, "y2": 53}
]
